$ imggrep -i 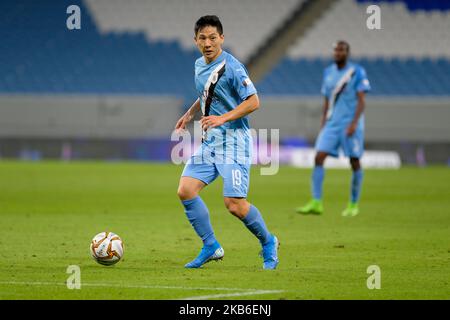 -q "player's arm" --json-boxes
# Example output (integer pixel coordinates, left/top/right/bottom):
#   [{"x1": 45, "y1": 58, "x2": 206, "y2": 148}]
[
  {"x1": 346, "y1": 91, "x2": 366, "y2": 136},
  {"x1": 320, "y1": 97, "x2": 329, "y2": 129},
  {"x1": 200, "y1": 94, "x2": 259, "y2": 130},
  {"x1": 175, "y1": 98, "x2": 200, "y2": 132},
  {"x1": 319, "y1": 68, "x2": 329, "y2": 129}
]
